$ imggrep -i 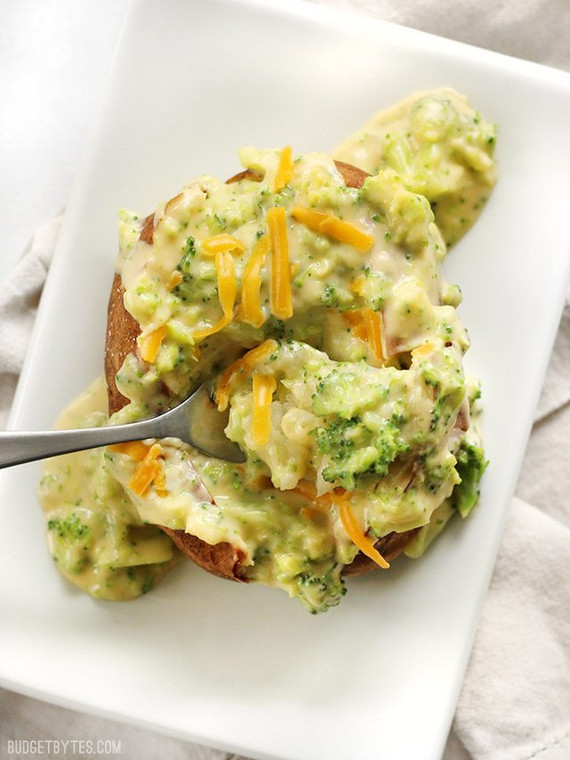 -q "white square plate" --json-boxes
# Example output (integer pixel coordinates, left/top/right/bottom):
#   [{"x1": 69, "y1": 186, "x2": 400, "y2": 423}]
[{"x1": 2, "y1": 1, "x2": 570, "y2": 758}]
